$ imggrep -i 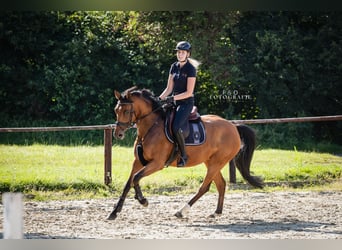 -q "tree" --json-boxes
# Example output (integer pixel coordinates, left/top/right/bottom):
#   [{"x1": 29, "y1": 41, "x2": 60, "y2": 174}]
[
  {"x1": 0, "y1": 11, "x2": 340, "y2": 145},
  {"x1": 231, "y1": 11, "x2": 342, "y2": 143}
]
